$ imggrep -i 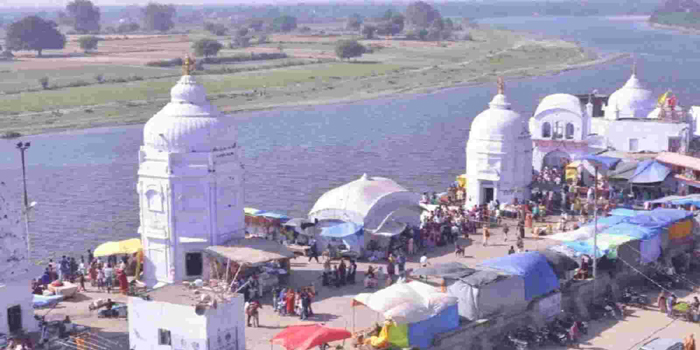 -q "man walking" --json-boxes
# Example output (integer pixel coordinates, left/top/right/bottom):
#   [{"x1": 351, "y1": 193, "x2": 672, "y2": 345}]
[
  {"x1": 308, "y1": 239, "x2": 320, "y2": 263},
  {"x1": 246, "y1": 300, "x2": 262, "y2": 327}
]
